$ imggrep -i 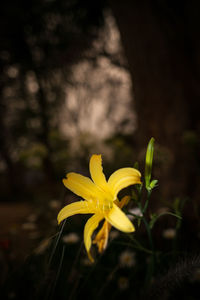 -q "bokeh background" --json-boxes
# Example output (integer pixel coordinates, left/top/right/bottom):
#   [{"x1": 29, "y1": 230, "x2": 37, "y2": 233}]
[{"x1": 1, "y1": 1, "x2": 200, "y2": 299}]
